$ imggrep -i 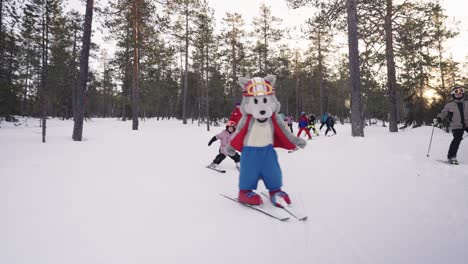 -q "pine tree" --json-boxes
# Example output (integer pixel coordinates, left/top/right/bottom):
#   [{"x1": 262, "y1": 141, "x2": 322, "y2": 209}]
[
  {"x1": 251, "y1": 3, "x2": 282, "y2": 75},
  {"x1": 220, "y1": 12, "x2": 245, "y2": 103},
  {"x1": 0, "y1": 0, "x2": 20, "y2": 121},
  {"x1": 304, "y1": 13, "x2": 334, "y2": 116},
  {"x1": 72, "y1": 0, "x2": 94, "y2": 141},
  {"x1": 193, "y1": 0, "x2": 216, "y2": 130},
  {"x1": 167, "y1": 0, "x2": 201, "y2": 124}
]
